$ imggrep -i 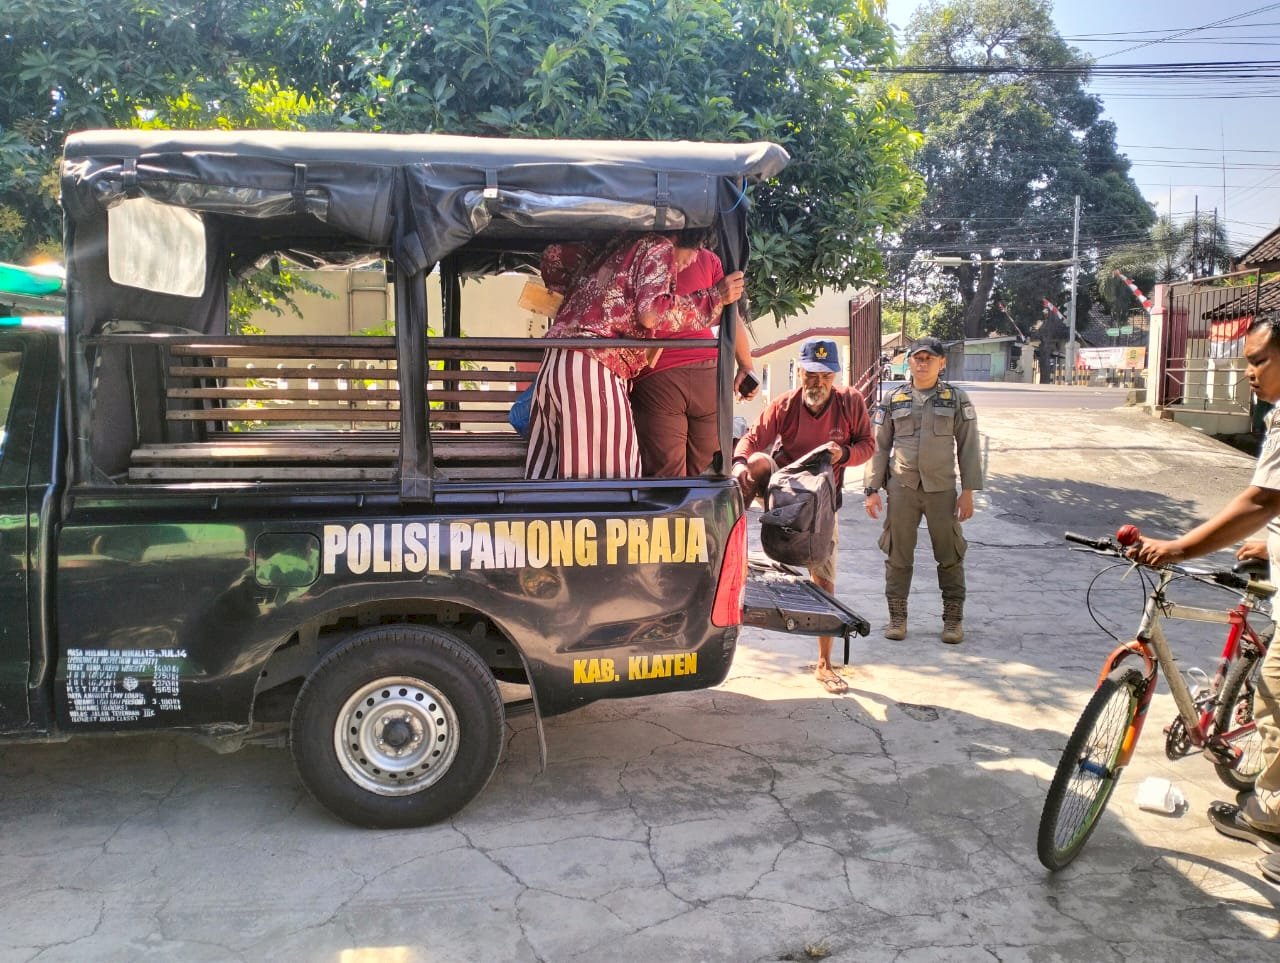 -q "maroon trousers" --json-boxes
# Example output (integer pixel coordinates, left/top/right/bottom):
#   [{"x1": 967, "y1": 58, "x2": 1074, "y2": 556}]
[{"x1": 631, "y1": 359, "x2": 719, "y2": 477}]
